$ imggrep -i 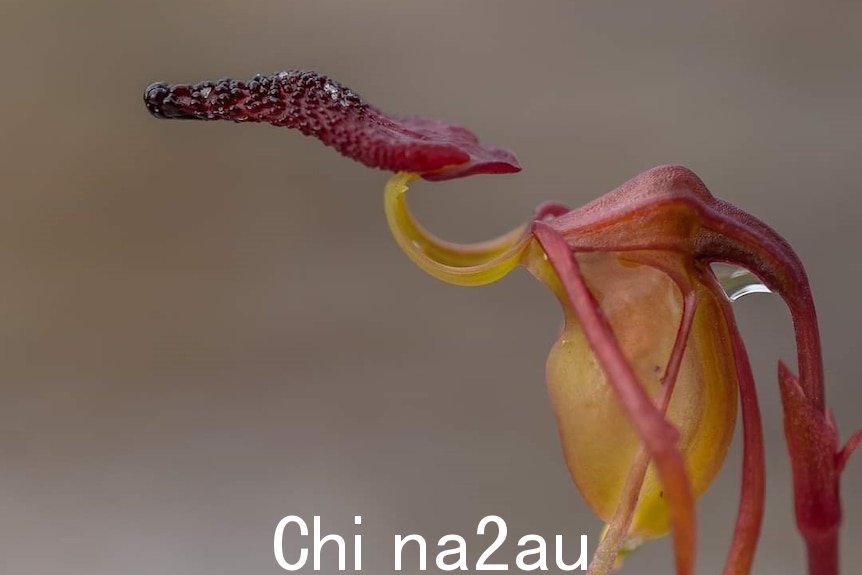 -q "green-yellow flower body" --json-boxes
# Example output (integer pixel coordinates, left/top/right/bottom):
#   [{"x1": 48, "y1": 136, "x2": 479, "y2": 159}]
[{"x1": 542, "y1": 252, "x2": 737, "y2": 538}]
